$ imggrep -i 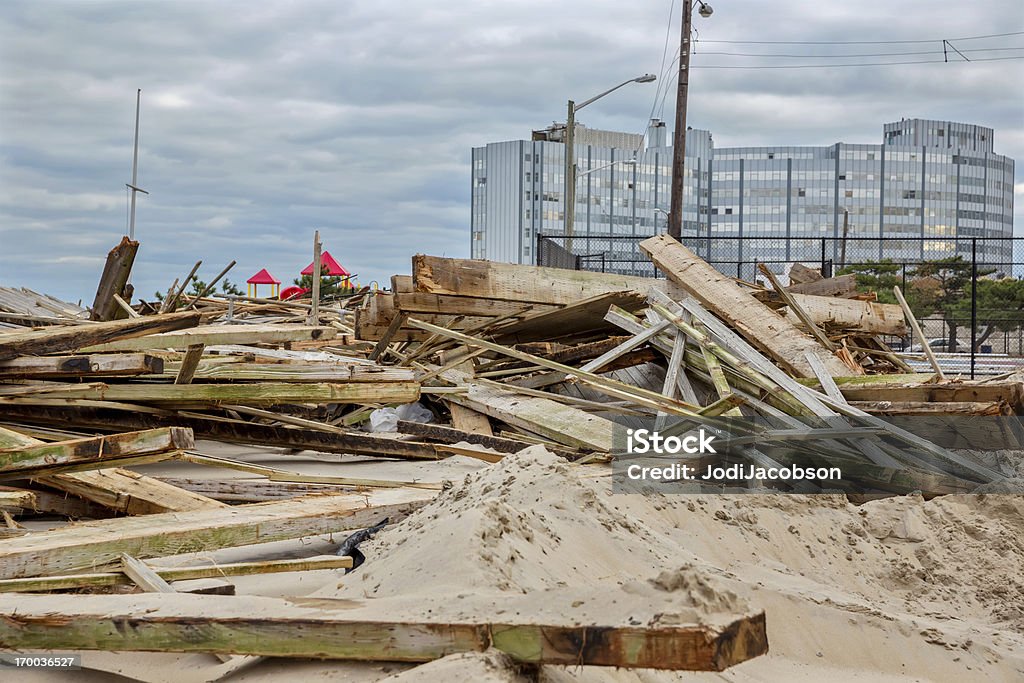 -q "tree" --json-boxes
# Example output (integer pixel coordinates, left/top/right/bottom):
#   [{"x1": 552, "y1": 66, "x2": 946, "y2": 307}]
[
  {"x1": 948, "y1": 277, "x2": 1024, "y2": 351},
  {"x1": 293, "y1": 265, "x2": 345, "y2": 299},
  {"x1": 154, "y1": 276, "x2": 242, "y2": 308},
  {"x1": 908, "y1": 256, "x2": 993, "y2": 352},
  {"x1": 836, "y1": 260, "x2": 902, "y2": 306}
]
